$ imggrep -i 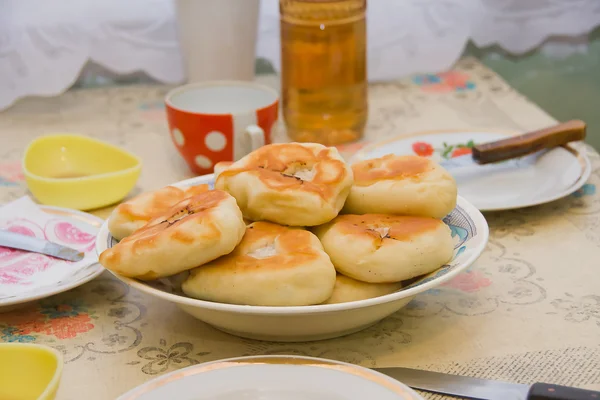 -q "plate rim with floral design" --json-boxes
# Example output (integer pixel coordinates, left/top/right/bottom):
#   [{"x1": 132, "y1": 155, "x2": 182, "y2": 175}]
[
  {"x1": 95, "y1": 174, "x2": 489, "y2": 316},
  {"x1": 0, "y1": 205, "x2": 104, "y2": 309},
  {"x1": 350, "y1": 128, "x2": 592, "y2": 211},
  {"x1": 116, "y1": 355, "x2": 424, "y2": 400}
]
